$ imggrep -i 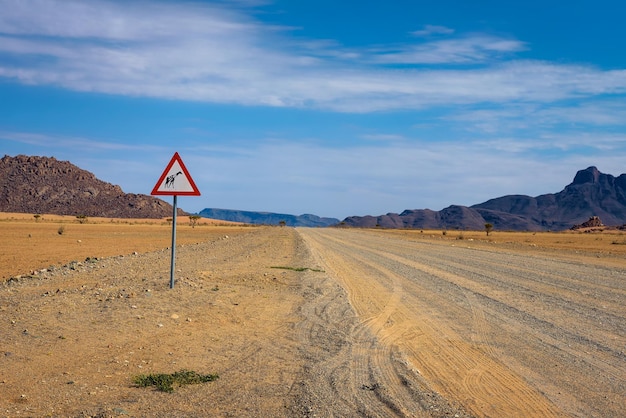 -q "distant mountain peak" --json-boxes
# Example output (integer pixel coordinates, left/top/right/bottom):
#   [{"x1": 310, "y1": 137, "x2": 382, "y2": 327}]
[{"x1": 572, "y1": 166, "x2": 601, "y2": 185}]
